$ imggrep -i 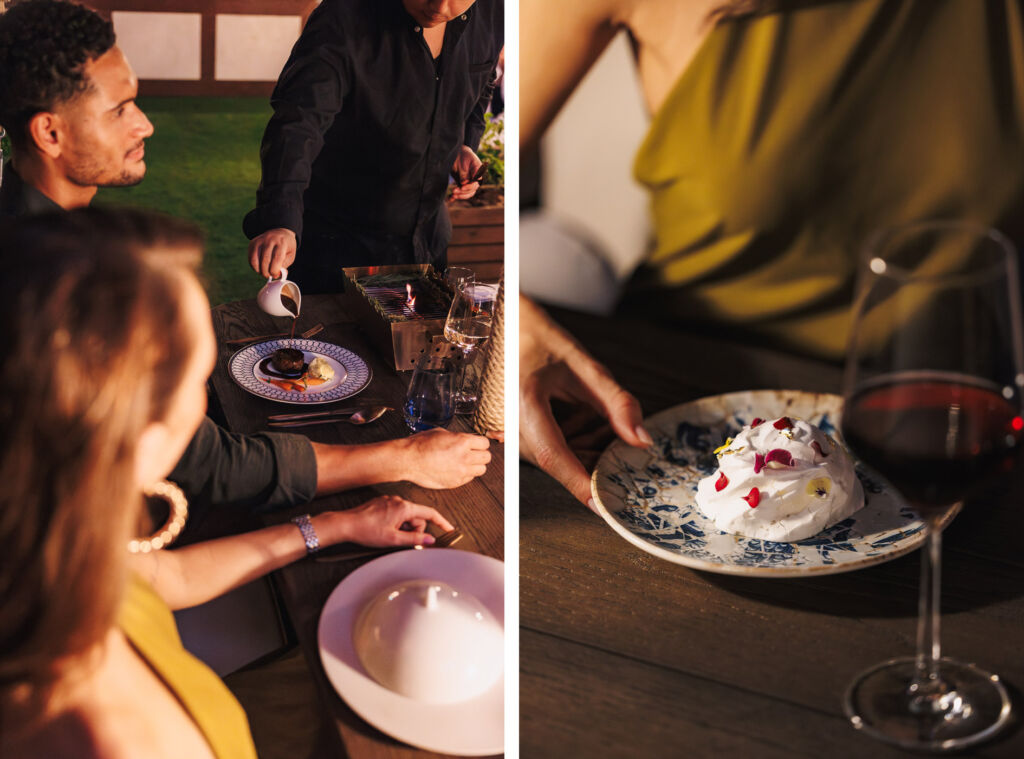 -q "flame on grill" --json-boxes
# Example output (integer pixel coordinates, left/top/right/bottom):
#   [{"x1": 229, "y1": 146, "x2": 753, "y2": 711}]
[{"x1": 405, "y1": 283, "x2": 416, "y2": 311}]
